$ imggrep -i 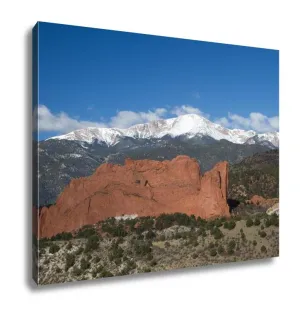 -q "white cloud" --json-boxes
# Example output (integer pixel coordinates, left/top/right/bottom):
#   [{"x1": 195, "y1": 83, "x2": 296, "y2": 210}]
[
  {"x1": 215, "y1": 112, "x2": 279, "y2": 133},
  {"x1": 268, "y1": 115, "x2": 279, "y2": 130},
  {"x1": 35, "y1": 105, "x2": 168, "y2": 132},
  {"x1": 35, "y1": 105, "x2": 278, "y2": 135},
  {"x1": 109, "y1": 108, "x2": 167, "y2": 128},
  {"x1": 35, "y1": 105, "x2": 107, "y2": 133},
  {"x1": 215, "y1": 117, "x2": 230, "y2": 127},
  {"x1": 170, "y1": 105, "x2": 210, "y2": 118}
]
